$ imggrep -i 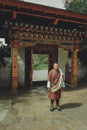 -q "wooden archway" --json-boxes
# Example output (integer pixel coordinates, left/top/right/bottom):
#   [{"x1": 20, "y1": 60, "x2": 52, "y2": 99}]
[{"x1": 0, "y1": 0, "x2": 87, "y2": 91}]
